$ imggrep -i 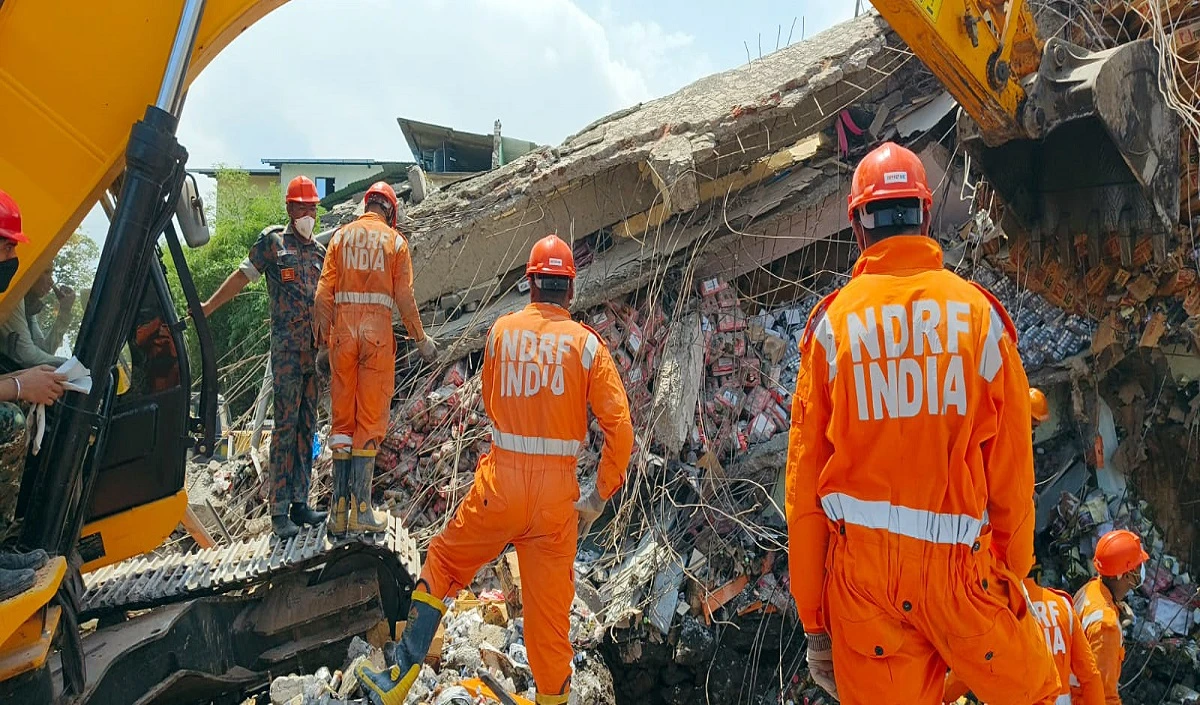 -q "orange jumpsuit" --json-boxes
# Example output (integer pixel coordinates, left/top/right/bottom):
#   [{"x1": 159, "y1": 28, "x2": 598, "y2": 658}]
[
  {"x1": 314, "y1": 211, "x2": 426, "y2": 454},
  {"x1": 1073, "y1": 578, "x2": 1125, "y2": 705},
  {"x1": 421, "y1": 302, "x2": 634, "y2": 696},
  {"x1": 785, "y1": 236, "x2": 1059, "y2": 705},
  {"x1": 943, "y1": 580, "x2": 1105, "y2": 705}
]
